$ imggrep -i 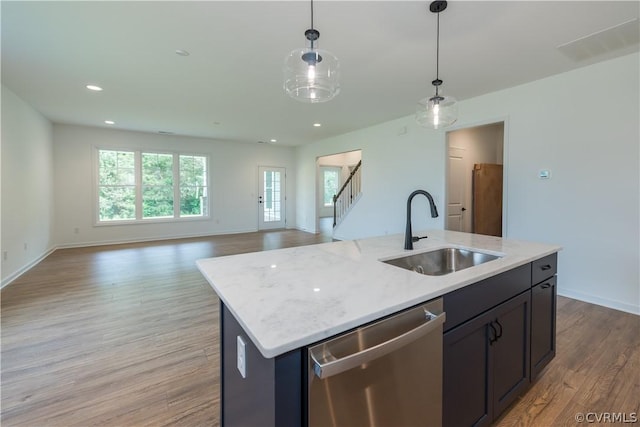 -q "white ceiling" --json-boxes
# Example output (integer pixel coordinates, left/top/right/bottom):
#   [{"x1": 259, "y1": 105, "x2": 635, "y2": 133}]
[{"x1": 2, "y1": 1, "x2": 638, "y2": 146}]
